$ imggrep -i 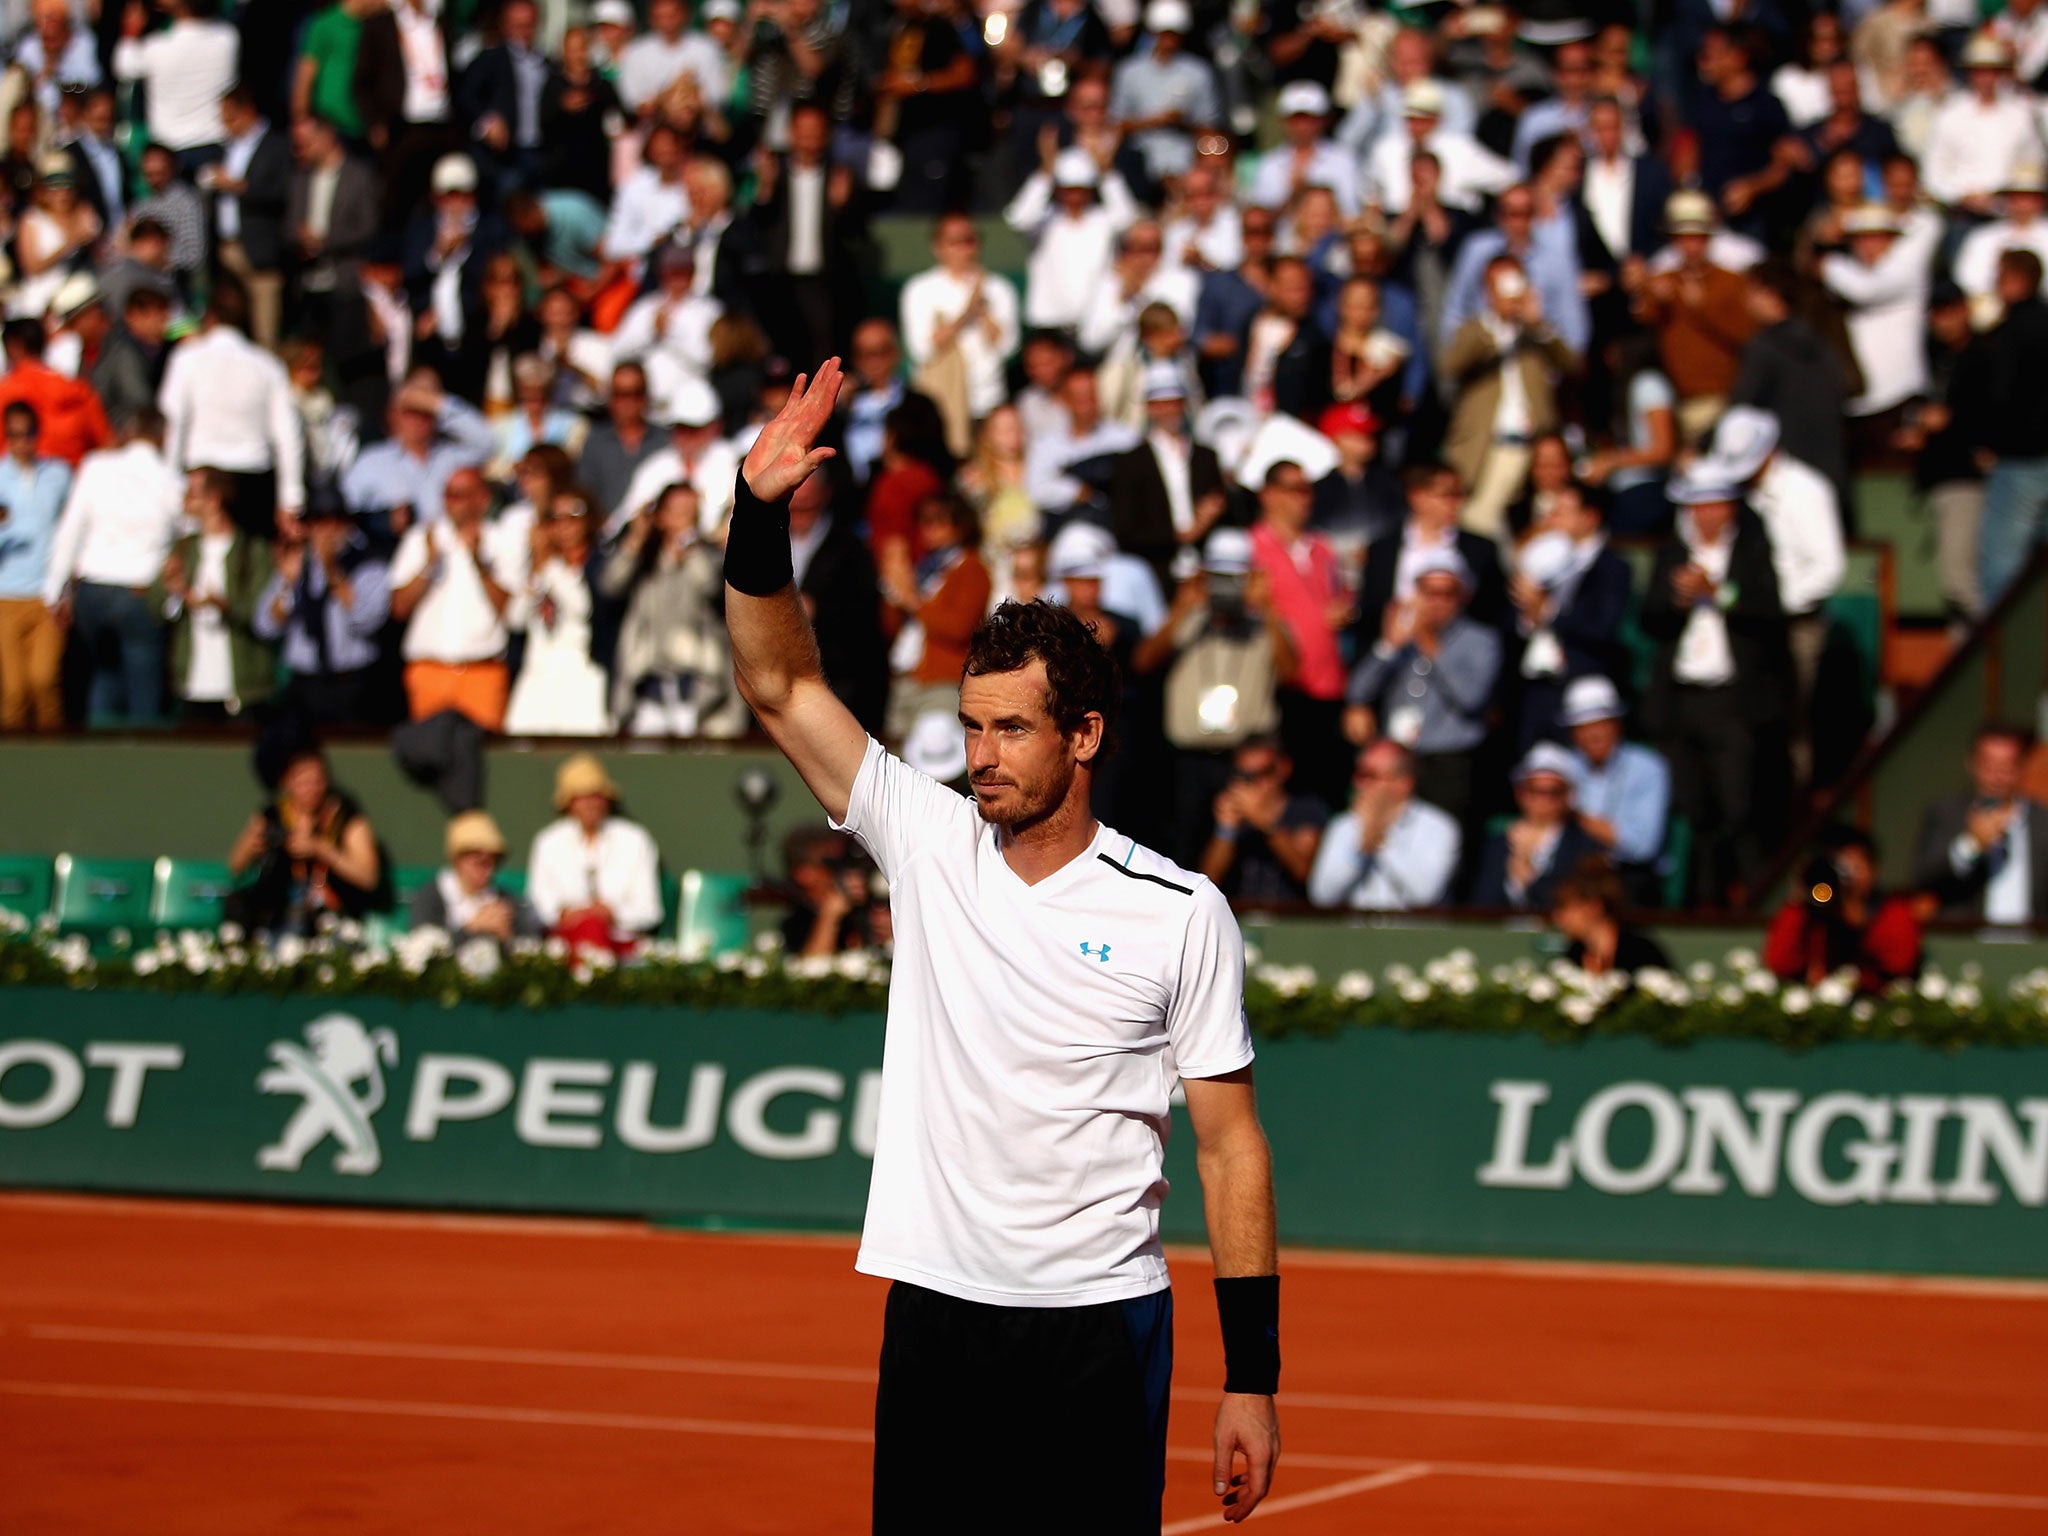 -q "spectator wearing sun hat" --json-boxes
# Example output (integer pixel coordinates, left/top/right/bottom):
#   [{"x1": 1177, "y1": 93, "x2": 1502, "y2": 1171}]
[
  {"x1": 1629, "y1": 189, "x2": 1756, "y2": 442},
  {"x1": 412, "y1": 811, "x2": 543, "y2": 943},
  {"x1": 1343, "y1": 545, "x2": 1501, "y2": 826},
  {"x1": 527, "y1": 752, "x2": 664, "y2": 950},
  {"x1": 1557, "y1": 674, "x2": 1671, "y2": 905},
  {"x1": 1363, "y1": 79, "x2": 1515, "y2": 218},
  {"x1": 1251, "y1": 80, "x2": 1363, "y2": 218},
  {"x1": 1006, "y1": 146, "x2": 1139, "y2": 334},
  {"x1": 1923, "y1": 34, "x2": 2039, "y2": 217},
  {"x1": 1108, "y1": 0, "x2": 1221, "y2": 190},
  {"x1": 1953, "y1": 163, "x2": 2048, "y2": 300},
  {"x1": 1639, "y1": 467, "x2": 1788, "y2": 905},
  {"x1": 1468, "y1": 740, "x2": 1603, "y2": 909},
  {"x1": 1819, "y1": 203, "x2": 1937, "y2": 447}
]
